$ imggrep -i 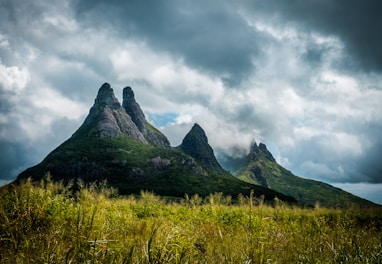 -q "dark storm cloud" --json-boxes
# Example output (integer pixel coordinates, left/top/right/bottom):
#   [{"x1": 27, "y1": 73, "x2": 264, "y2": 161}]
[
  {"x1": 74, "y1": 0, "x2": 261, "y2": 86},
  {"x1": 360, "y1": 143, "x2": 382, "y2": 183},
  {"x1": 0, "y1": 141, "x2": 33, "y2": 181},
  {"x1": 358, "y1": 124, "x2": 382, "y2": 183},
  {"x1": 244, "y1": 0, "x2": 382, "y2": 72}
]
